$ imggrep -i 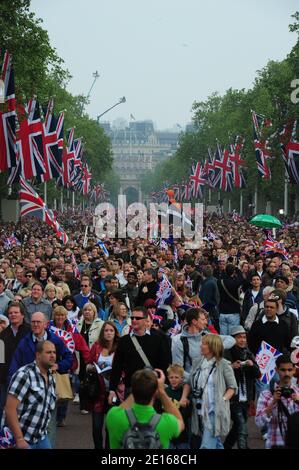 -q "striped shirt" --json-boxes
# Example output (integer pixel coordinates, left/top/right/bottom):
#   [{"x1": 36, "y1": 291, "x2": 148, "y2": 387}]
[
  {"x1": 256, "y1": 386, "x2": 299, "y2": 448},
  {"x1": 7, "y1": 361, "x2": 56, "y2": 443}
]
